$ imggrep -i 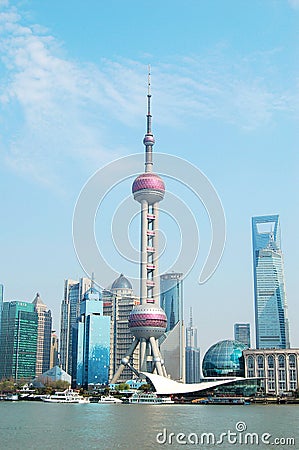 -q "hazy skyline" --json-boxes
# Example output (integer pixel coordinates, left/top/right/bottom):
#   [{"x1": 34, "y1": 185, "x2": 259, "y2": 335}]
[{"x1": 1, "y1": 0, "x2": 298, "y2": 354}]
